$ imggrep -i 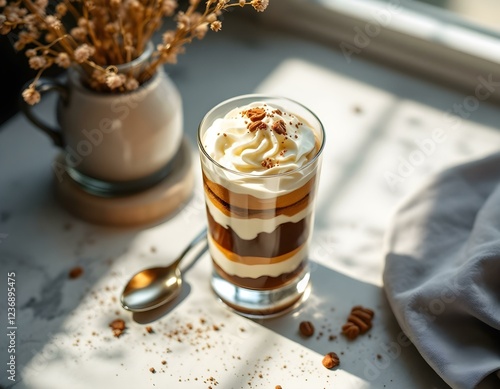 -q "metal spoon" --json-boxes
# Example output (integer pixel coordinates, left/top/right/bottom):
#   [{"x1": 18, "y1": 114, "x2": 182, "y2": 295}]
[{"x1": 120, "y1": 228, "x2": 207, "y2": 312}]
